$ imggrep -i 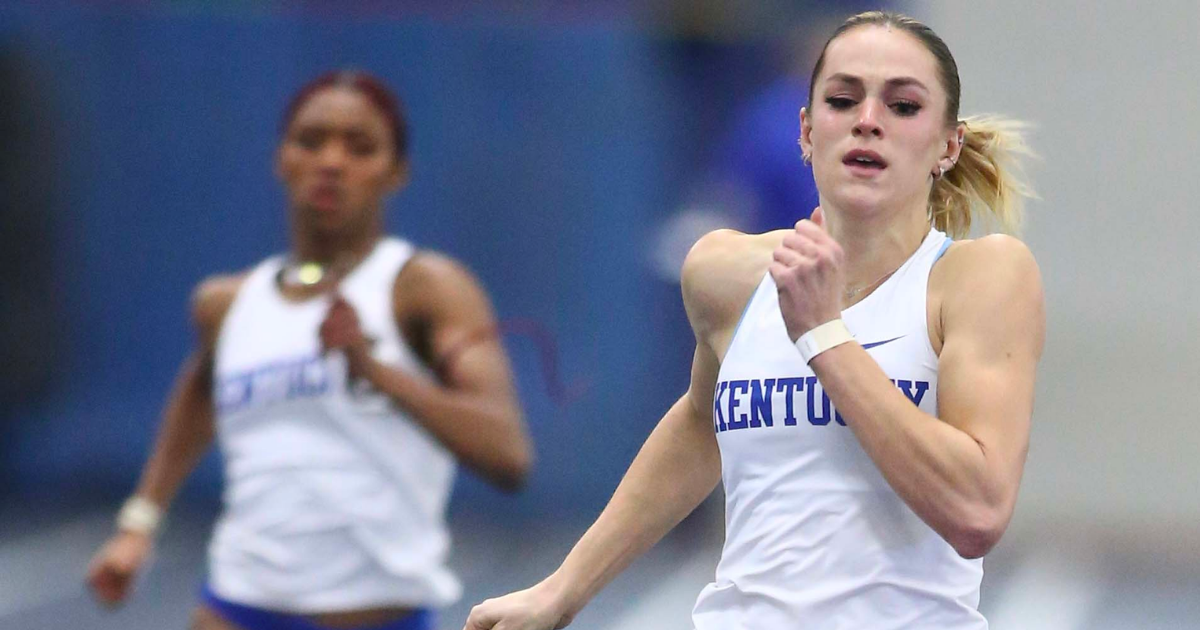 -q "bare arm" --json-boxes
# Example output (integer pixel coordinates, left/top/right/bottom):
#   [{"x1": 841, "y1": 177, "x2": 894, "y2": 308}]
[
  {"x1": 129, "y1": 350, "x2": 216, "y2": 507},
  {"x1": 128, "y1": 275, "x2": 241, "y2": 508},
  {"x1": 542, "y1": 347, "x2": 723, "y2": 621},
  {"x1": 328, "y1": 253, "x2": 531, "y2": 491},
  {"x1": 462, "y1": 383, "x2": 720, "y2": 630},
  {"x1": 87, "y1": 274, "x2": 242, "y2": 606},
  {"x1": 462, "y1": 229, "x2": 773, "y2": 630},
  {"x1": 811, "y1": 235, "x2": 1044, "y2": 557}
]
